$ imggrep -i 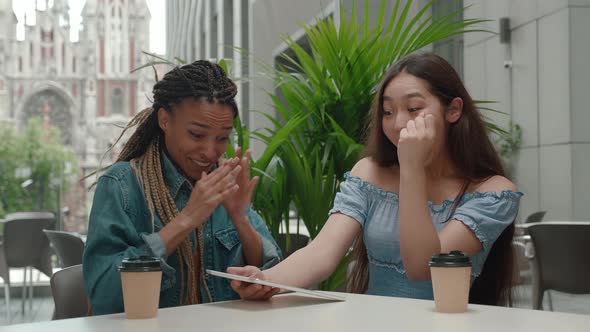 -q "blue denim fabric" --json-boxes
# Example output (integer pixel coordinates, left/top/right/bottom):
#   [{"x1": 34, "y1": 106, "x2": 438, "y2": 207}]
[
  {"x1": 329, "y1": 172, "x2": 523, "y2": 300},
  {"x1": 83, "y1": 153, "x2": 282, "y2": 315}
]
